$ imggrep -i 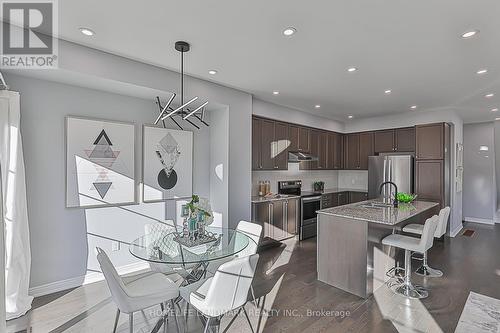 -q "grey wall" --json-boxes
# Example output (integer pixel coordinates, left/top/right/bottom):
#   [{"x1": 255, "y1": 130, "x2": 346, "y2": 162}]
[
  {"x1": 463, "y1": 122, "x2": 496, "y2": 221},
  {"x1": 4, "y1": 38, "x2": 253, "y2": 288},
  {"x1": 6, "y1": 73, "x2": 216, "y2": 287}
]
